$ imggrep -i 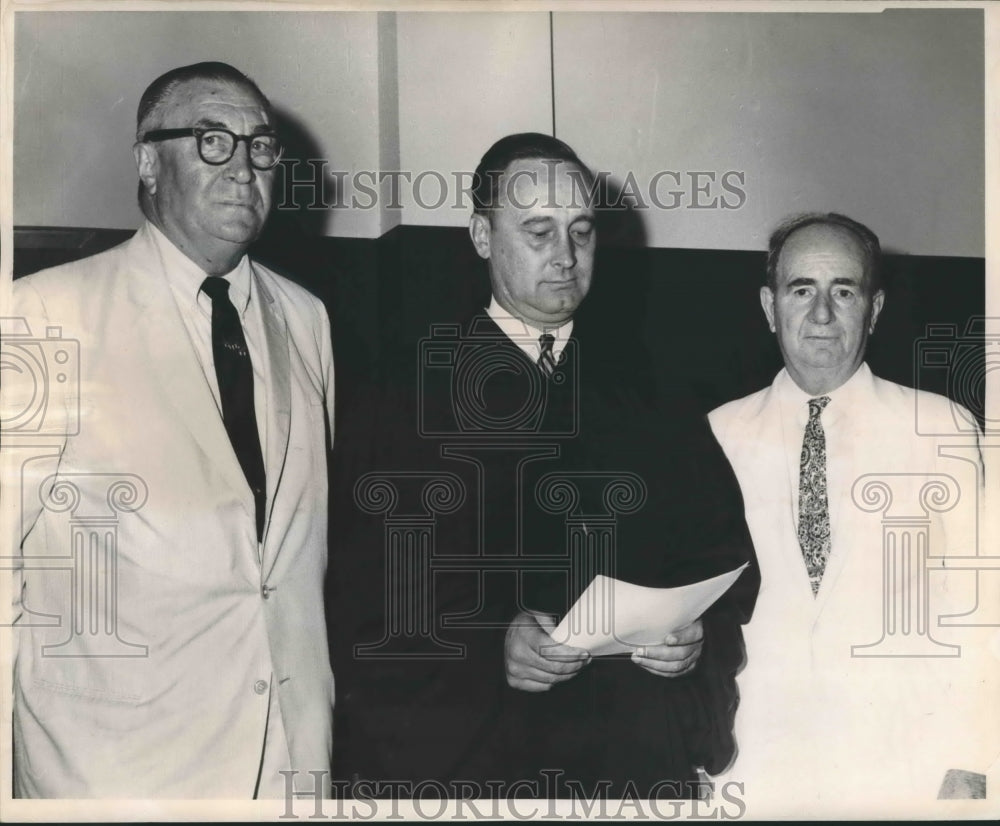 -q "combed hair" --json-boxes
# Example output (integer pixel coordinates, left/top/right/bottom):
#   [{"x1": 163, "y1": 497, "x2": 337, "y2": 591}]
[
  {"x1": 766, "y1": 212, "x2": 882, "y2": 294},
  {"x1": 136, "y1": 61, "x2": 271, "y2": 140},
  {"x1": 471, "y1": 132, "x2": 595, "y2": 216}
]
